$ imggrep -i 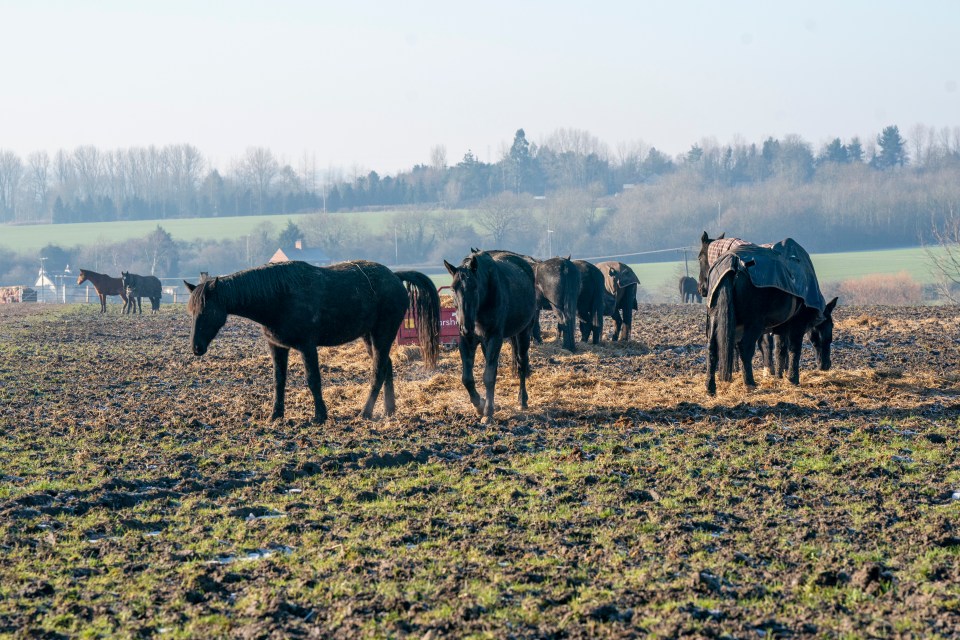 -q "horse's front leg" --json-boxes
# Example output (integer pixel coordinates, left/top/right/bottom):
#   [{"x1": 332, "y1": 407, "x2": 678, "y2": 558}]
[
  {"x1": 480, "y1": 336, "x2": 503, "y2": 423},
  {"x1": 269, "y1": 344, "x2": 290, "y2": 421},
  {"x1": 299, "y1": 346, "x2": 328, "y2": 424},
  {"x1": 774, "y1": 334, "x2": 788, "y2": 378},
  {"x1": 785, "y1": 327, "x2": 805, "y2": 386},
  {"x1": 458, "y1": 334, "x2": 484, "y2": 415}
]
